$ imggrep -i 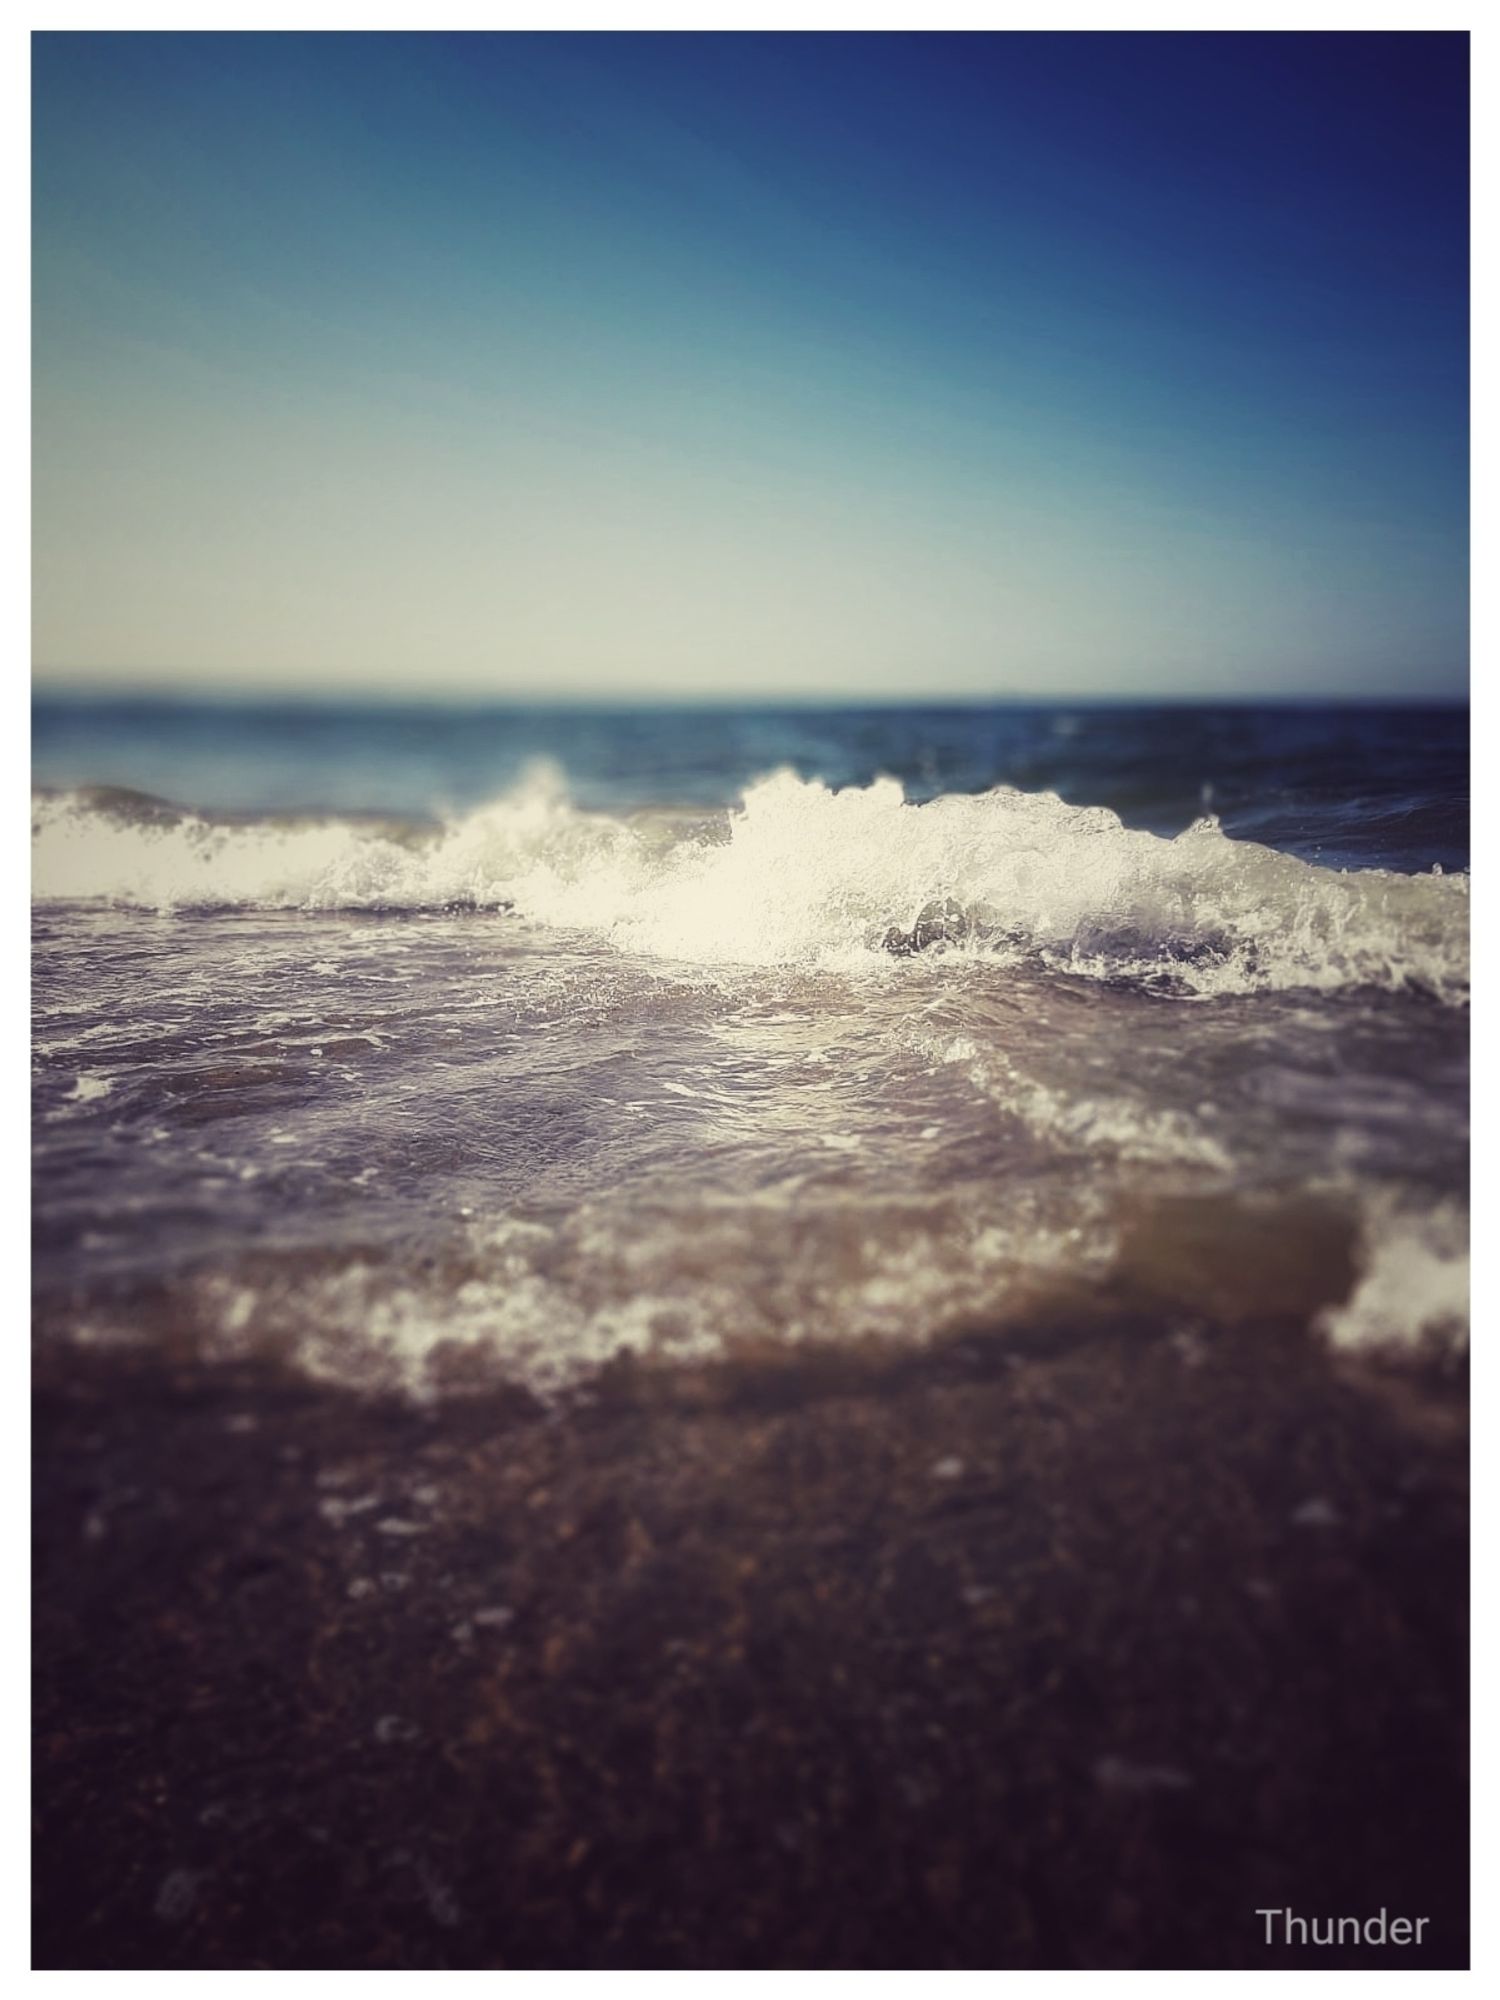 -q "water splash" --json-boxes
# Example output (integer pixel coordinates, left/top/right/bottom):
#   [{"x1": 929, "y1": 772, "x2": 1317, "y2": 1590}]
[{"x1": 33, "y1": 765, "x2": 1468, "y2": 1002}]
